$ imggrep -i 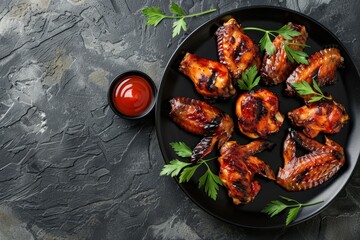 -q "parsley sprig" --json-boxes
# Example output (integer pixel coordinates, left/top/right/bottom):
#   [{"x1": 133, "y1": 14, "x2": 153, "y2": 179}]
[
  {"x1": 142, "y1": 2, "x2": 217, "y2": 37},
  {"x1": 160, "y1": 142, "x2": 222, "y2": 200},
  {"x1": 262, "y1": 196, "x2": 323, "y2": 225},
  {"x1": 292, "y1": 79, "x2": 332, "y2": 102},
  {"x1": 243, "y1": 25, "x2": 309, "y2": 64},
  {"x1": 284, "y1": 42, "x2": 310, "y2": 64},
  {"x1": 238, "y1": 65, "x2": 260, "y2": 91}
]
